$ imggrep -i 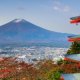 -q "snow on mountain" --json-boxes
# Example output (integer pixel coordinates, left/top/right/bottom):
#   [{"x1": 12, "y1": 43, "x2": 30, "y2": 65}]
[{"x1": 12, "y1": 19, "x2": 26, "y2": 23}]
